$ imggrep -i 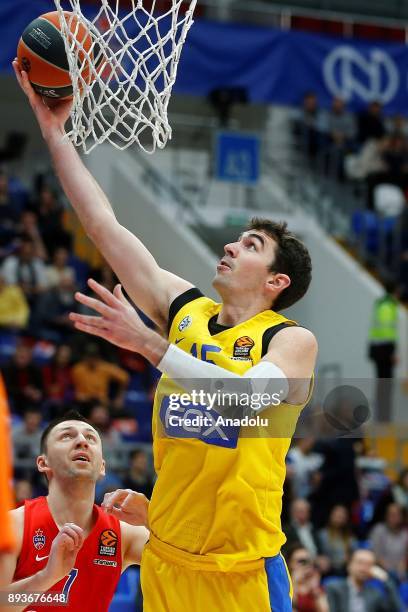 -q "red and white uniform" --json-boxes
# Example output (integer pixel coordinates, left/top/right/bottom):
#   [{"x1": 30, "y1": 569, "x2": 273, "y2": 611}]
[{"x1": 14, "y1": 497, "x2": 122, "y2": 611}]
